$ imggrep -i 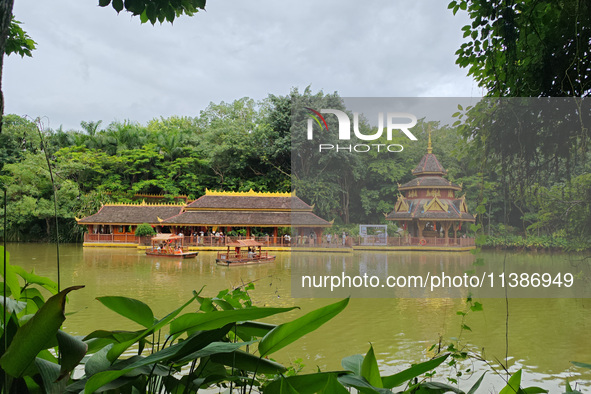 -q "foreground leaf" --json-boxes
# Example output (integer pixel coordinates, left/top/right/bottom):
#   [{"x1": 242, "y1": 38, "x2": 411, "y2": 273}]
[
  {"x1": 169, "y1": 306, "x2": 297, "y2": 336},
  {"x1": 338, "y1": 374, "x2": 390, "y2": 394},
  {"x1": 342, "y1": 354, "x2": 364, "y2": 375},
  {"x1": 263, "y1": 372, "x2": 347, "y2": 394},
  {"x1": 381, "y1": 353, "x2": 449, "y2": 389},
  {"x1": 210, "y1": 349, "x2": 287, "y2": 374},
  {"x1": 57, "y1": 329, "x2": 88, "y2": 378},
  {"x1": 97, "y1": 296, "x2": 155, "y2": 328},
  {"x1": 258, "y1": 298, "x2": 349, "y2": 356},
  {"x1": 361, "y1": 344, "x2": 383, "y2": 388},
  {"x1": 499, "y1": 369, "x2": 522, "y2": 394},
  {"x1": 0, "y1": 285, "x2": 84, "y2": 378},
  {"x1": 106, "y1": 295, "x2": 196, "y2": 362}
]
